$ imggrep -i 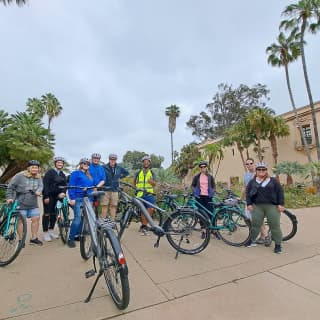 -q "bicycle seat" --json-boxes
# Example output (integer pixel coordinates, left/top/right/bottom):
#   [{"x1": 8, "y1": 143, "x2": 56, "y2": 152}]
[
  {"x1": 91, "y1": 191, "x2": 105, "y2": 197},
  {"x1": 165, "y1": 194, "x2": 178, "y2": 200}
]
